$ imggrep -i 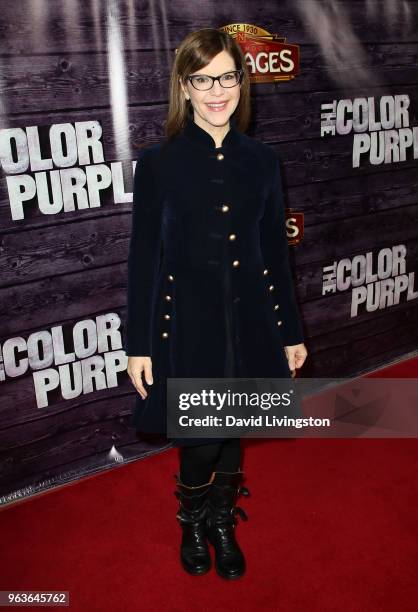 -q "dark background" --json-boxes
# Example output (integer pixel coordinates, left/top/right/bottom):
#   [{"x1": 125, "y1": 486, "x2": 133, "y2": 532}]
[{"x1": 1, "y1": 0, "x2": 417, "y2": 500}]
